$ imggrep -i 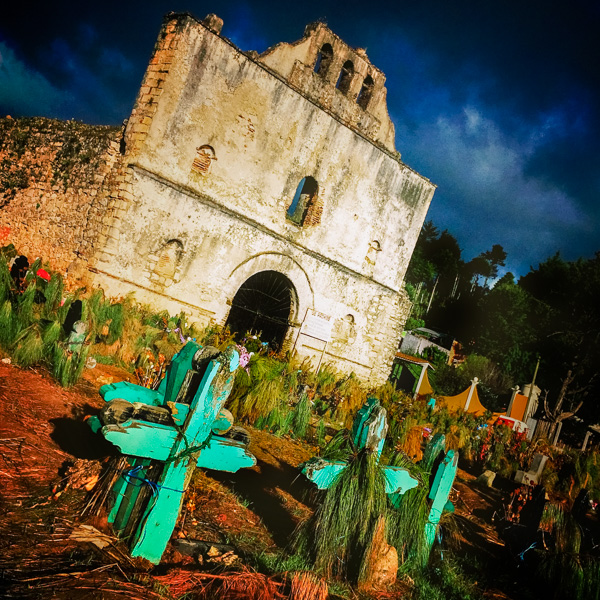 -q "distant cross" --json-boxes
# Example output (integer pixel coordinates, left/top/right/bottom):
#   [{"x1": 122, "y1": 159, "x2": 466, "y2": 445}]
[{"x1": 302, "y1": 400, "x2": 458, "y2": 557}]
